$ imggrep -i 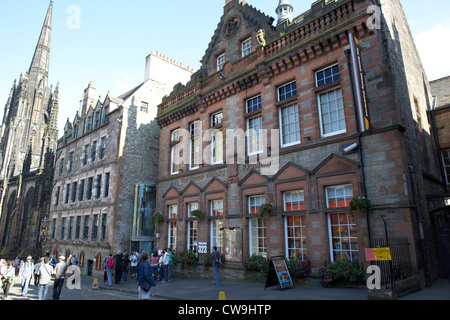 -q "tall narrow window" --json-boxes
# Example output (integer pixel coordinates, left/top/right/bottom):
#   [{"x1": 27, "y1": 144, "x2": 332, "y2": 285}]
[
  {"x1": 284, "y1": 216, "x2": 307, "y2": 260},
  {"x1": 190, "y1": 121, "x2": 200, "y2": 170},
  {"x1": 71, "y1": 181, "x2": 77, "y2": 203},
  {"x1": 168, "y1": 222, "x2": 177, "y2": 249},
  {"x1": 100, "y1": 137, "x2": 106, "y2": 159},
  {"x1": 68, "y1": 217, "x2": 74, "y2": 239},
  {"x1": 101, "y1": 214, "x2": 107, "y2": 241},
  {"x1": 210, "y1": 199, "x2": 223, "y2": 253},
  {"x1": 75, "y1": 216, "x2": 81, "y2": 239},
  {"x1": 171, "y1": 129, "x2": 181, "y2": 175},
  {"x1": 92, "y1": 215, "x2": 98, "y2": 240},
  {"x1": 326, "y1": 184, "x2": 358, "y2": 262},
  {"x1": 68, "y1": 151, "x2": 74, "y2": 172},
  {"x1": 64, "y1": 184, "x2": 70, "y2": 204},
  {"x1": 83, "y1": 216, "x2": 90, "y2": 239},
  {"x1": 187, "y1": 203, "x2": 199, "y2": 253},
  {"x1": 86, "y1": 177, "x2": 93, "y2": 200},
  {"x1": 61, "y1": 218, "x2": 66, "y2": 240},
  {"x1": 247, "y1": 115, "x2": 263, "y2": 155},
  {"x1": 211, "y1": 129, "x2": 223, "y2": 164},
  {"x1": 54, "y1": 187, "x2": 60, "y2": 206},
  {"x1": 279, "y1": 104, "x2": 300, "y2": 147},
  {"x1": 104, "y1": 172, "x2": 110, "y2": 198},
  {"x1": 95, "y1": 175, "x2": 102, "y2": 199},
  {"x1": 442, "y1": 149, "x2": 450, "y2": 184},
  {"x1": 78, "y1": 179, "x2": 85, "y2": 201},
  {"x1": 248, "y1": 195, "x2": 266, "y2": 257},
  {"x1": 316, "y1": 65, "x2": 345, "y2": 137},
  {"x1": 91, "y1": 141, "x2": 97, "y2": 163},
  {"x1": 83, "y1": 145, "x2": 89, "y2": 166}
]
